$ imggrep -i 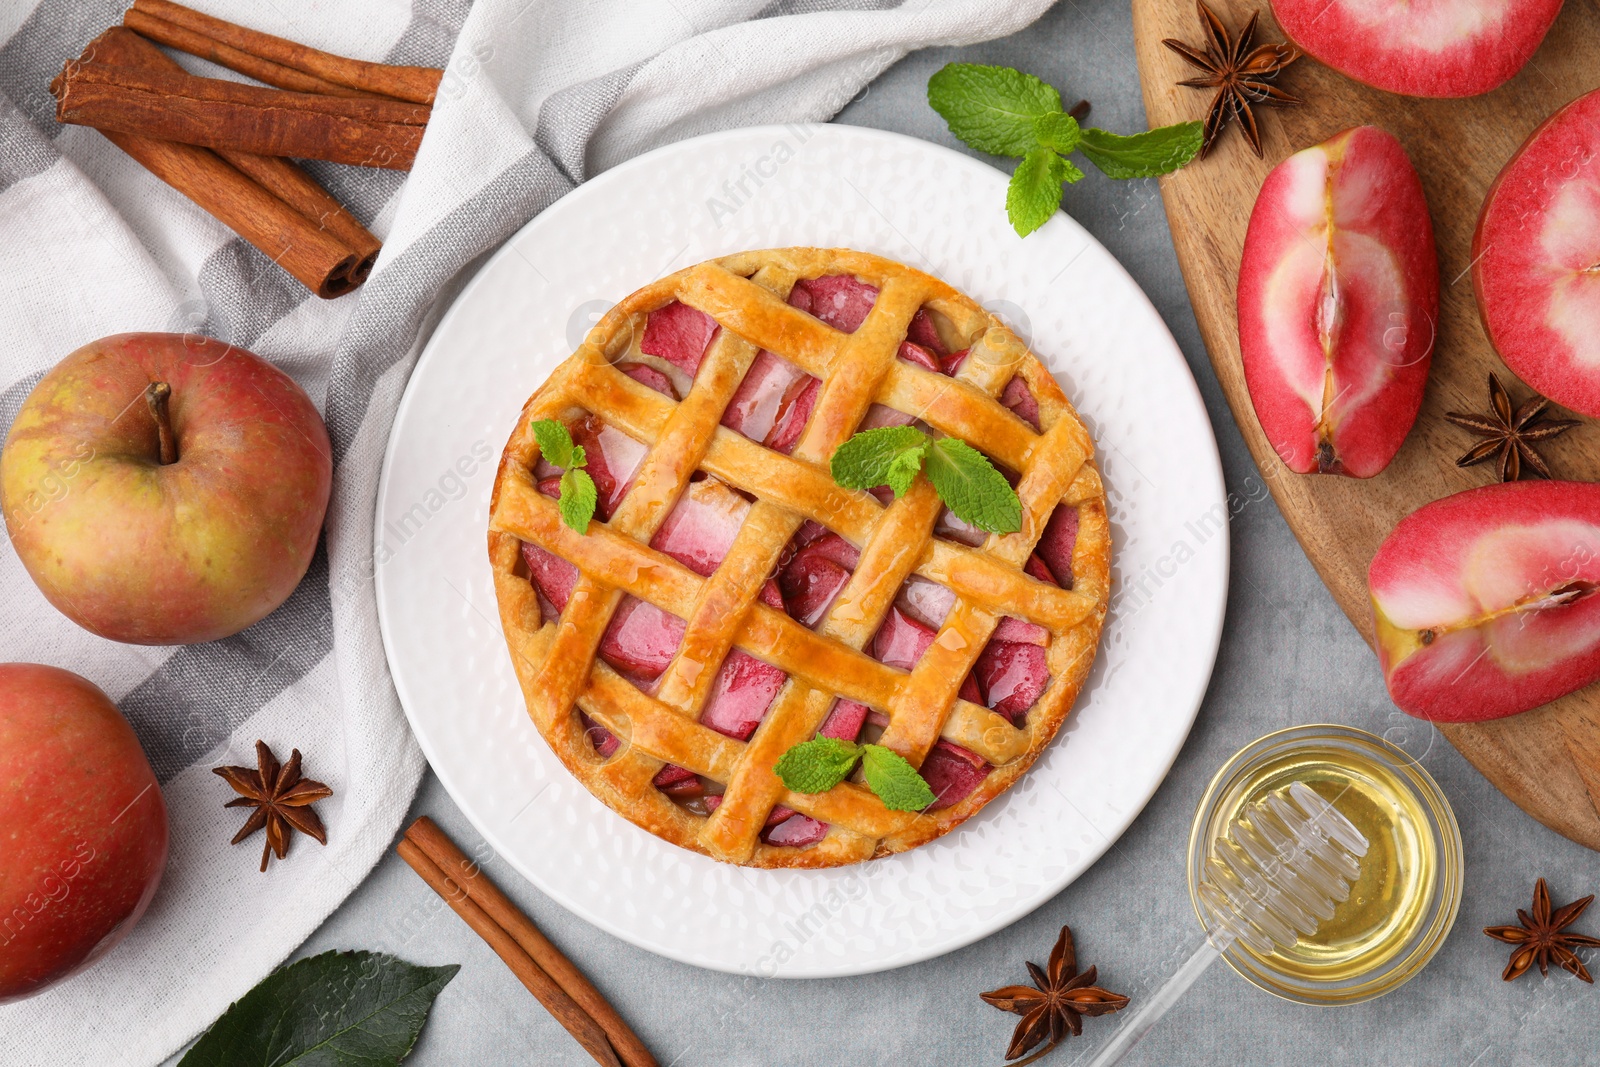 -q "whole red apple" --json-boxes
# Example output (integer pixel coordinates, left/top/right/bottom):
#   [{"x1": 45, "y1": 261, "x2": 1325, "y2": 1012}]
[
  {"x1": 0, "y1": 663, "x2": 168, "y2": 1002},
  {"x1": 0, "y1": 333, "x2": 331, "y2": 644}
]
